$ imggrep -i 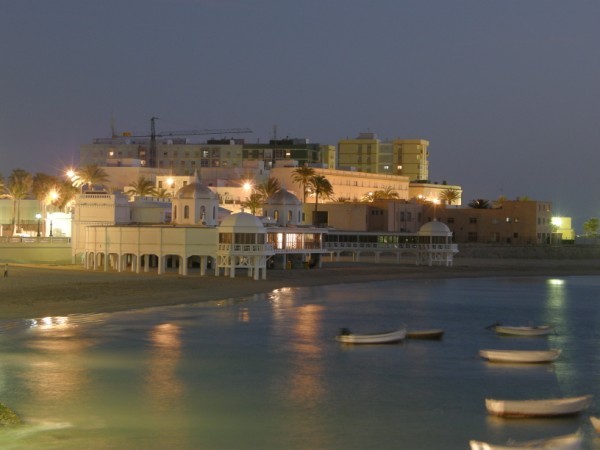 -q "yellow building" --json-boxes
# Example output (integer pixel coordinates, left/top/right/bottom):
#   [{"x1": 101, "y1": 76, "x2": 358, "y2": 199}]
[{"x1": 337, "y1": 133, "x2": 429, "y2": 181}]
